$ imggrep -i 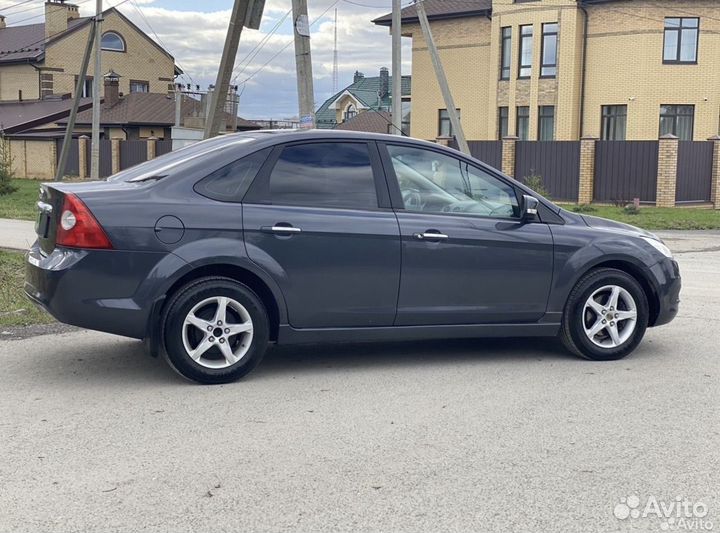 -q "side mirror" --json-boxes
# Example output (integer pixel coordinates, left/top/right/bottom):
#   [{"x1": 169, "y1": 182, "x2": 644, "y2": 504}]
[{"x1": 521, "y1": 194, "x2": 539, "y2": 222}]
